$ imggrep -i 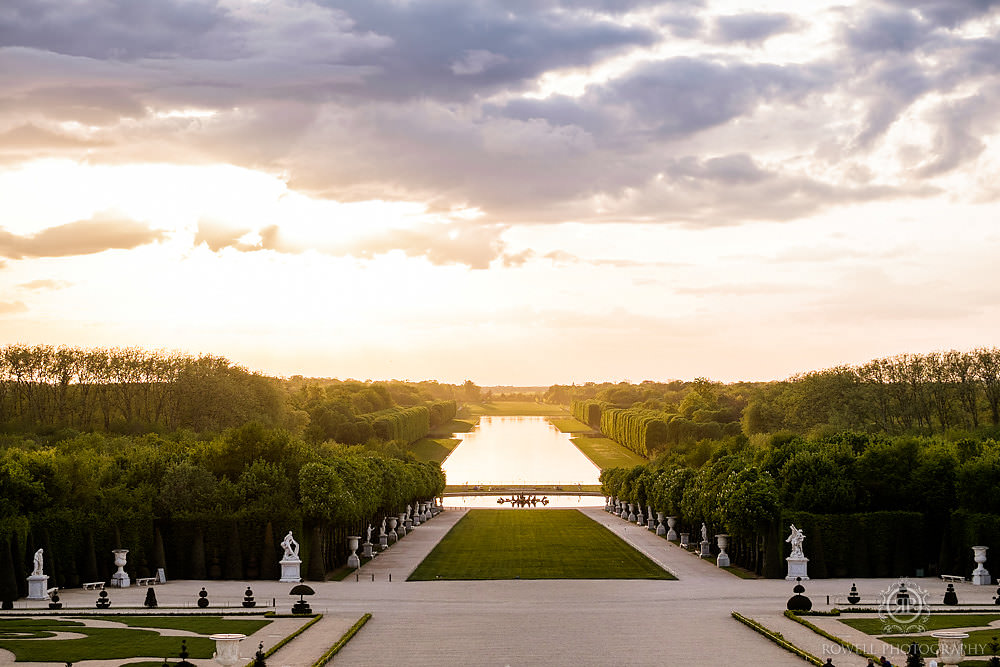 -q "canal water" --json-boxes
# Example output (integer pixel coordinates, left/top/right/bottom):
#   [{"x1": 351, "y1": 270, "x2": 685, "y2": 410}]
[{"x1": 441, "y1": 416, "x2": 602, "y2": 508}]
